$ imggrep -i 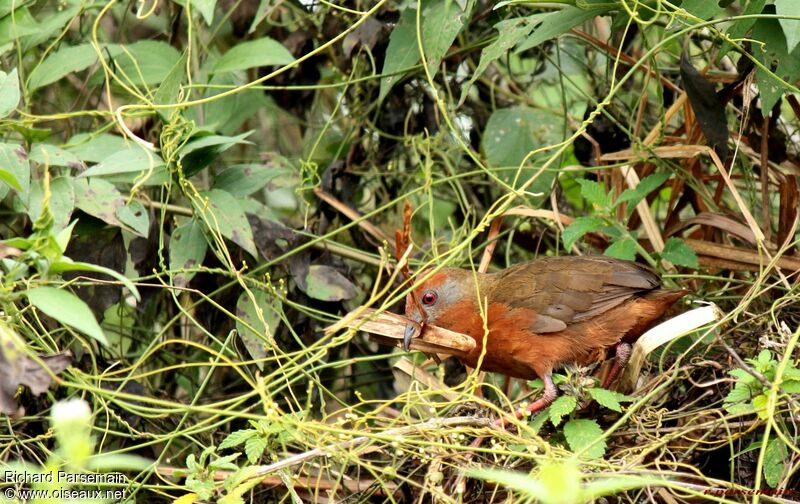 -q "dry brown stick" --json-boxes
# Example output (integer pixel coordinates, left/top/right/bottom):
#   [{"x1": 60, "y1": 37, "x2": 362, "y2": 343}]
[
  {"x1": 570, "y1": 28, "x2": 682, "y2": 94},
  {"x1": 686, "y1": 239, "x2": 800, "y2": 272},
  {"x1": 314, "y1": 187, "x2": 394, "y2": 247},
  {"x1": 478, "y1": 216, "x2": 504, "y2": 273}
]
